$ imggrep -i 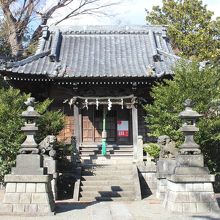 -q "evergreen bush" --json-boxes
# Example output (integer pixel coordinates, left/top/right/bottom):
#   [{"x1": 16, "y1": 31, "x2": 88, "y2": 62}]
[
  {"x1": 0, "y1": 87, "x2": 64, "y2": 181},
  {"x1": 144, "y1": 61, "x2": 220, "y2": 173}
]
